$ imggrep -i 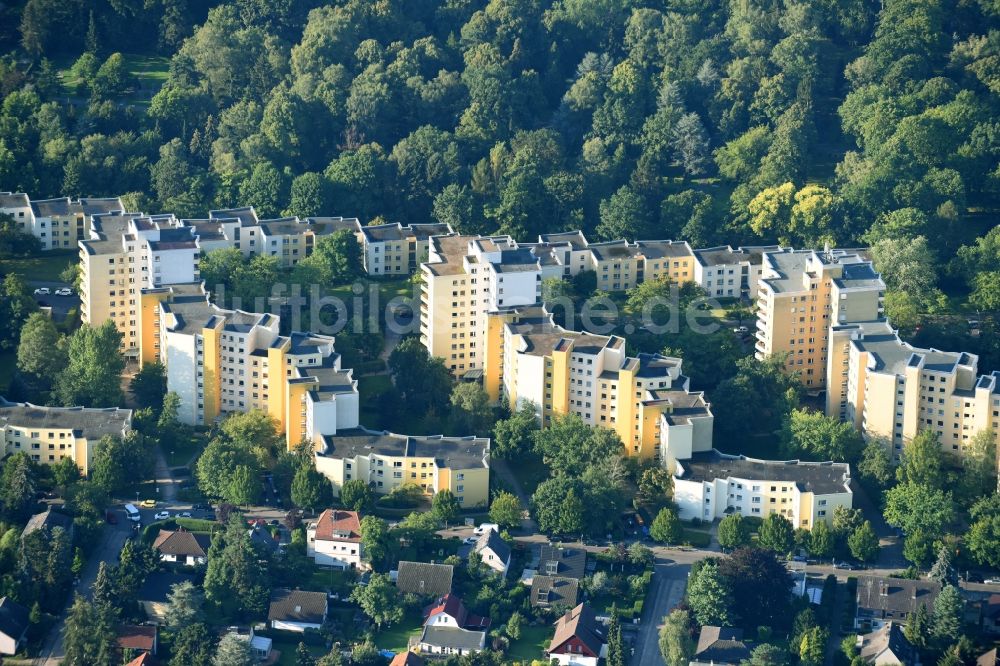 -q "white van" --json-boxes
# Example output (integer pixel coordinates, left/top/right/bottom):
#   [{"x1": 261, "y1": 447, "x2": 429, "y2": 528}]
[
  {"x1": 124, "y1": 503, "x2": 141, "y2": 522},
  {"x1": 473, "y1": 523, "x2": 499, "y2": 535}
]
